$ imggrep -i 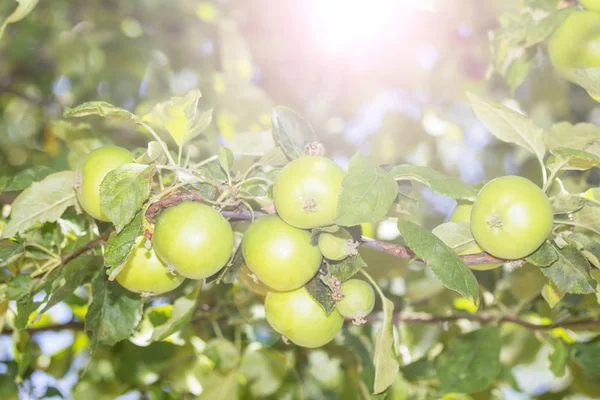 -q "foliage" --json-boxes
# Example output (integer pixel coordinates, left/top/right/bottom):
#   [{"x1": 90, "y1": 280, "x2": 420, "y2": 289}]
[{"x1": 1, "y1": 0, "x2": 600, "y2": 399}]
